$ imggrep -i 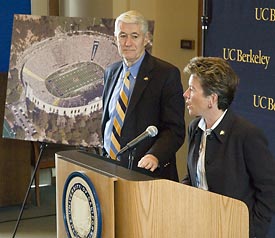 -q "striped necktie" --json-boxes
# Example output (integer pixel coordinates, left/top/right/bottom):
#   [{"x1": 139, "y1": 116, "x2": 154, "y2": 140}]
[{"x1": 109, "y1": 71, "x2": 130, "y2": 160}]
